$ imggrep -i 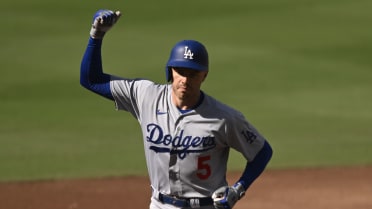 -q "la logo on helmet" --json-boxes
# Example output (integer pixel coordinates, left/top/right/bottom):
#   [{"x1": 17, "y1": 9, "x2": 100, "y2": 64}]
[{"x1": 183, "y1": 46, "x2": 194, "y2": 60}]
